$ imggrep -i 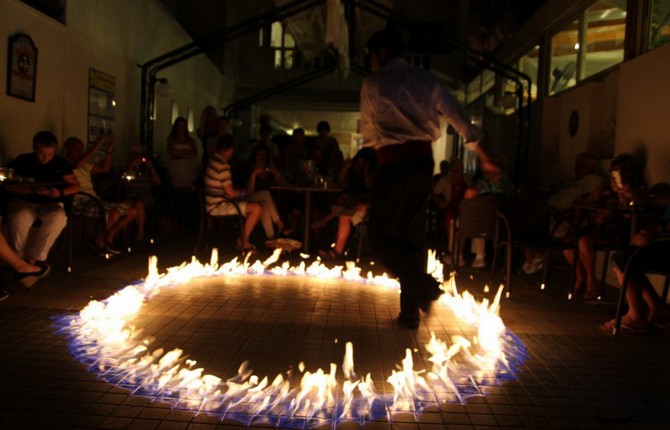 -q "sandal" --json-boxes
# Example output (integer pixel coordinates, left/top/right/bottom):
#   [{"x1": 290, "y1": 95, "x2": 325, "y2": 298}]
[
  {"x1": 240, "y1": 244, "x2": 257, "y2": 254},
  {"x1": 318, "y1": 248, "x2": 343, "y2": 261},
  {"x1": 601, "y1": 319, "x2": 650, "y2": 334},
  {"x1": 235, "y1": 239, "x2": 257, "y2": 254},
  {"x1": 583, "y1": 290, "x2": 600, "y2": 300}
]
